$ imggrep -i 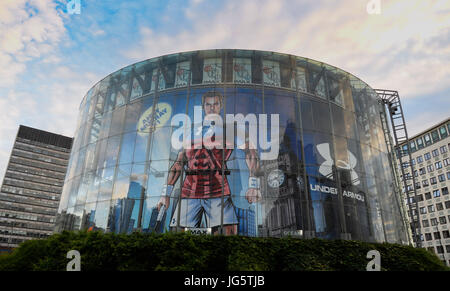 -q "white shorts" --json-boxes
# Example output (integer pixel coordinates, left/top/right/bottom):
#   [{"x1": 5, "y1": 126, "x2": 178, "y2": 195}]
[{"x1": 169, "y1": 196, "x2": 238, "y2": 228}]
